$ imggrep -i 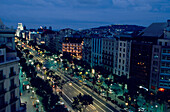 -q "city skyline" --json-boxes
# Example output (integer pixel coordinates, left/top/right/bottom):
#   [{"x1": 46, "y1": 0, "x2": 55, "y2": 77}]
[{"x1": 0, "y1": 0, "x2": 170, "y2": 30}]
